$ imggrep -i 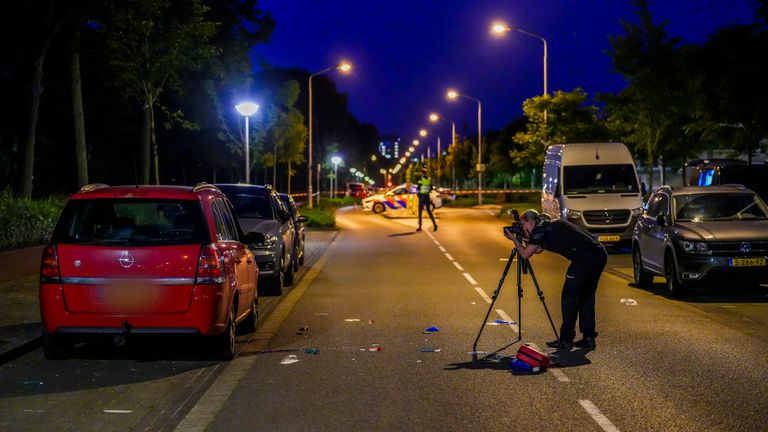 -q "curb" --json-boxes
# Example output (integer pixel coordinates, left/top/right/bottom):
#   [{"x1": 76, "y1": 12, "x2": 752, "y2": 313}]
[{"x1": 0, "y1": 336, "x2": 41, "y2": 365}]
